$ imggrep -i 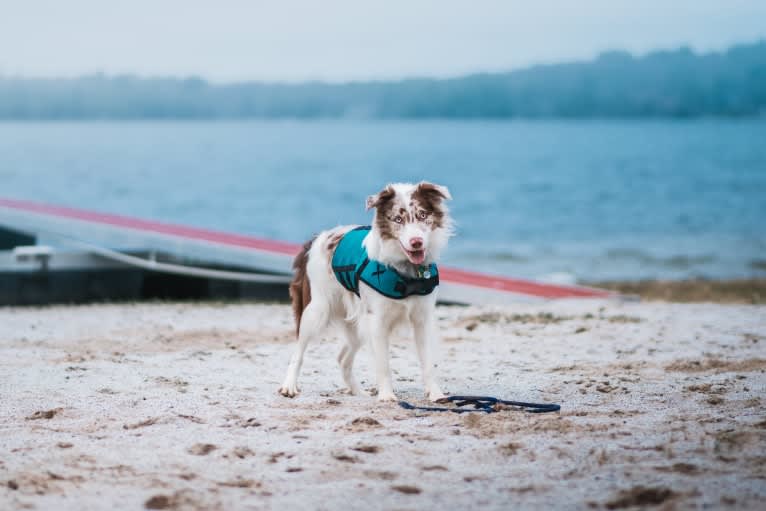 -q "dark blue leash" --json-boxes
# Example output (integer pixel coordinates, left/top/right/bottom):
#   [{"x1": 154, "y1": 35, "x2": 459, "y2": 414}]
[{"x1": 398, "y1": 395, "x2": 560, "y2": 414}]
